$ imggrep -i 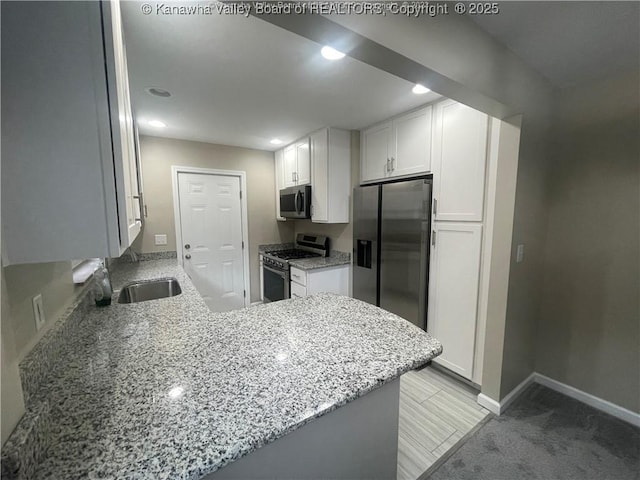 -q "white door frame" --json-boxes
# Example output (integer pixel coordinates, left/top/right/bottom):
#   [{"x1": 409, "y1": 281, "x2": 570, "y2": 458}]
[{"x1": 171, "y1": 165, "x2": 251, "y2": 308}]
